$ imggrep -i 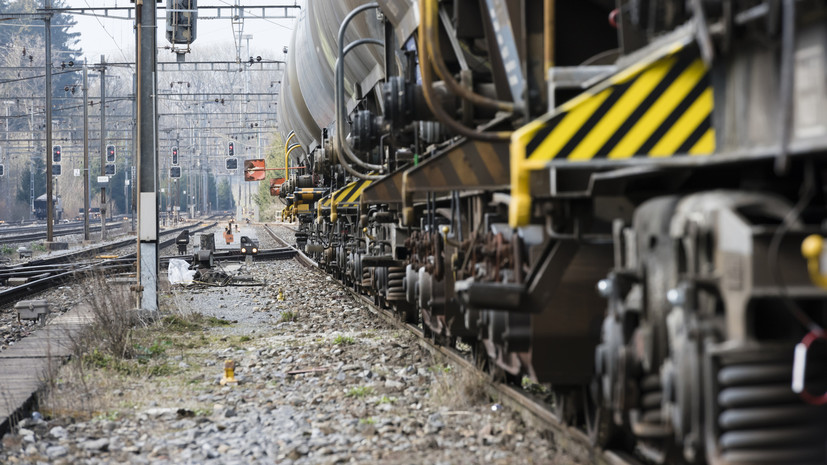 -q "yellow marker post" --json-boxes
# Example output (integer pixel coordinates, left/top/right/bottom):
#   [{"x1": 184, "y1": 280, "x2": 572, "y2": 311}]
[{"x1": 220, "y1": 360, "x2": 238, "y2": 385}]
